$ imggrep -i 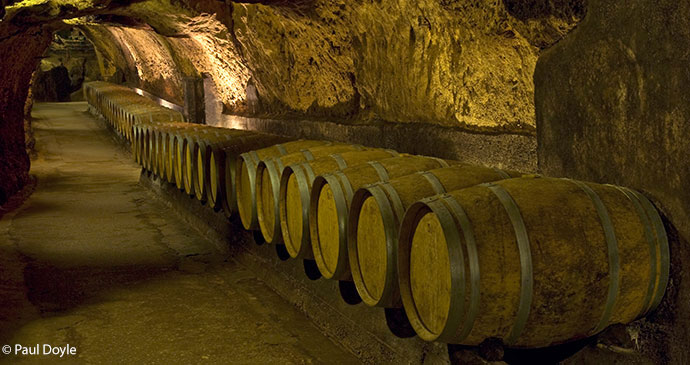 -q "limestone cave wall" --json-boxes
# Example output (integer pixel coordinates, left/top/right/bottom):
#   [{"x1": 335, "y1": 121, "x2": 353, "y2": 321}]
[
  {"x1": 536, "y1": 0, "x2": 690, "y2": 362},
  {"x1": 70, "y1": 1, "x2": 586, "y2": 132},
  {"x1": 229, "y1": 0, "x2": 584, "y2": 133},
  {"x1": 78, "y1": 14, "x2": 251, "y2": 112},
  {"x1": 0, "y1": 25, "x2": 55, "y2": 204},
  {"x1": 32, "y1": 29, "x2": 101, "y2": 102}
]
